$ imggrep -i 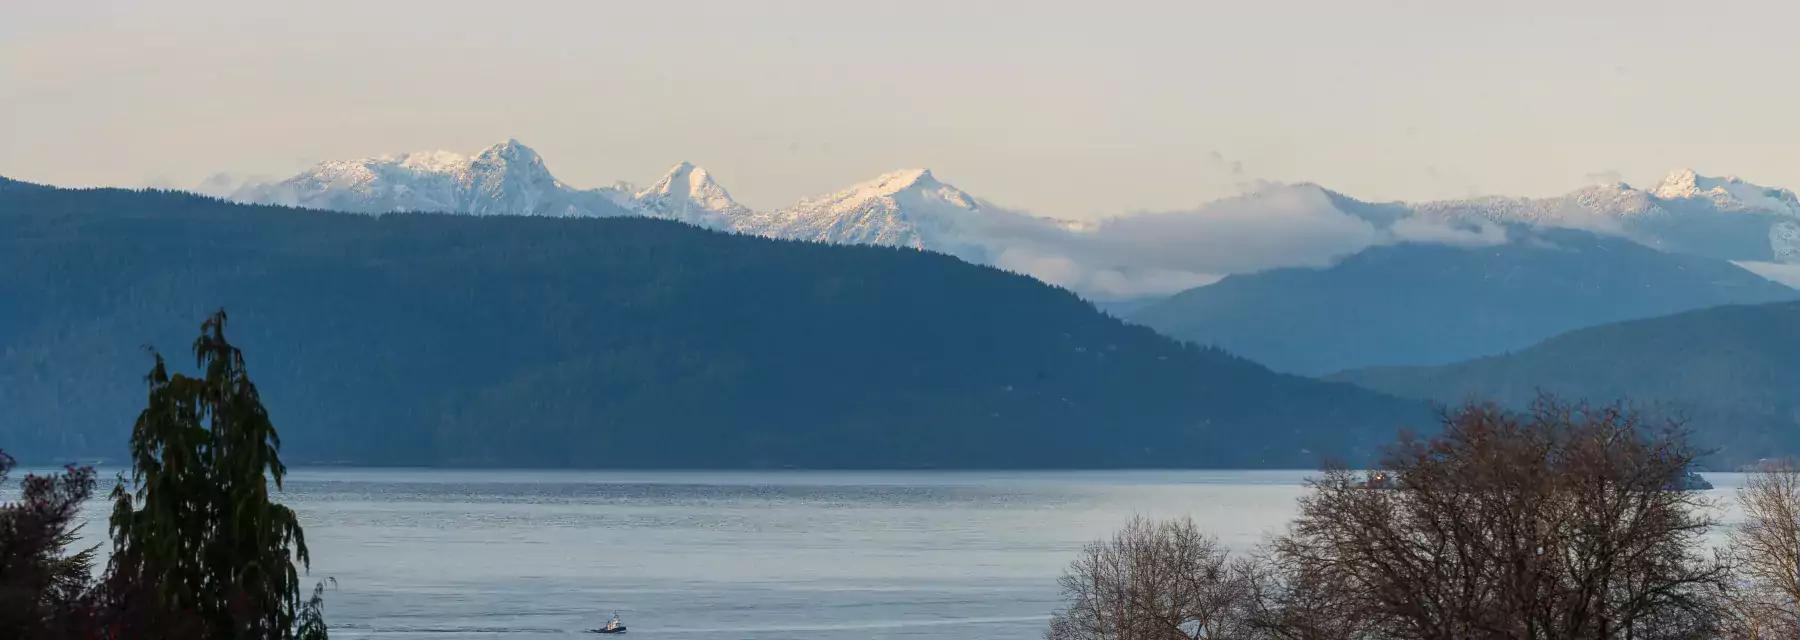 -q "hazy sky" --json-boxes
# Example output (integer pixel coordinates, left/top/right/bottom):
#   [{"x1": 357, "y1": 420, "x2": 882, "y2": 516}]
[{"x1": 5, "y1": 0, "x2": 1800, "y2": 219}]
